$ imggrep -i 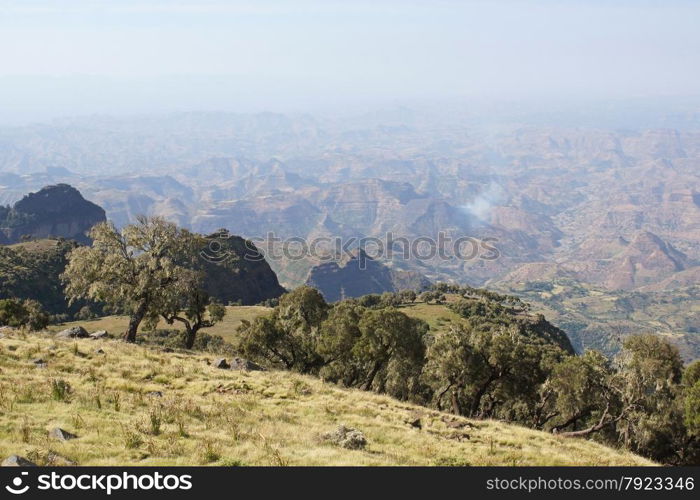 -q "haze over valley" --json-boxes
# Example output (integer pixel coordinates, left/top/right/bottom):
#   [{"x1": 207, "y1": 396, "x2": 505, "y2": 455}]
[
  {"x1": 1, "y1": 105, "x2": 699, "y2": 358},
  {"x1": 2, "y1": 0, "x2": 700, "y2": 468}
]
